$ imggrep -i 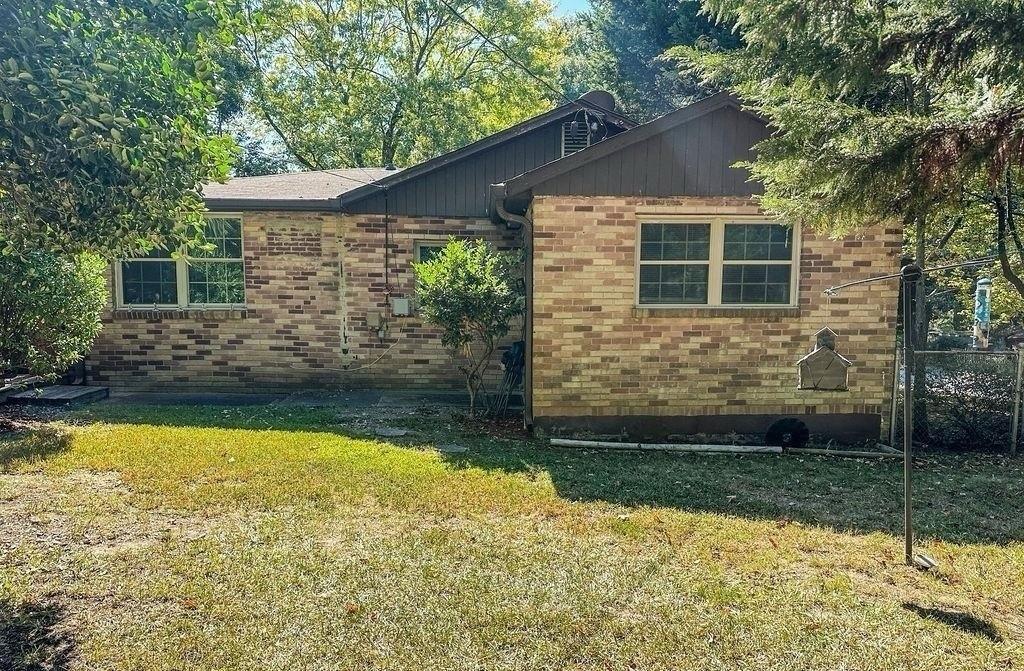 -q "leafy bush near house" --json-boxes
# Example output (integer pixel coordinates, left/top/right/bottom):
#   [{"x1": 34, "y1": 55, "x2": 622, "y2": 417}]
[
  {"x1": 414, "y1": 239, "x2": 524, "y2": 414},
  {"x1": 0, "y1": 252, "x2": 108, "y2": 381}
]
